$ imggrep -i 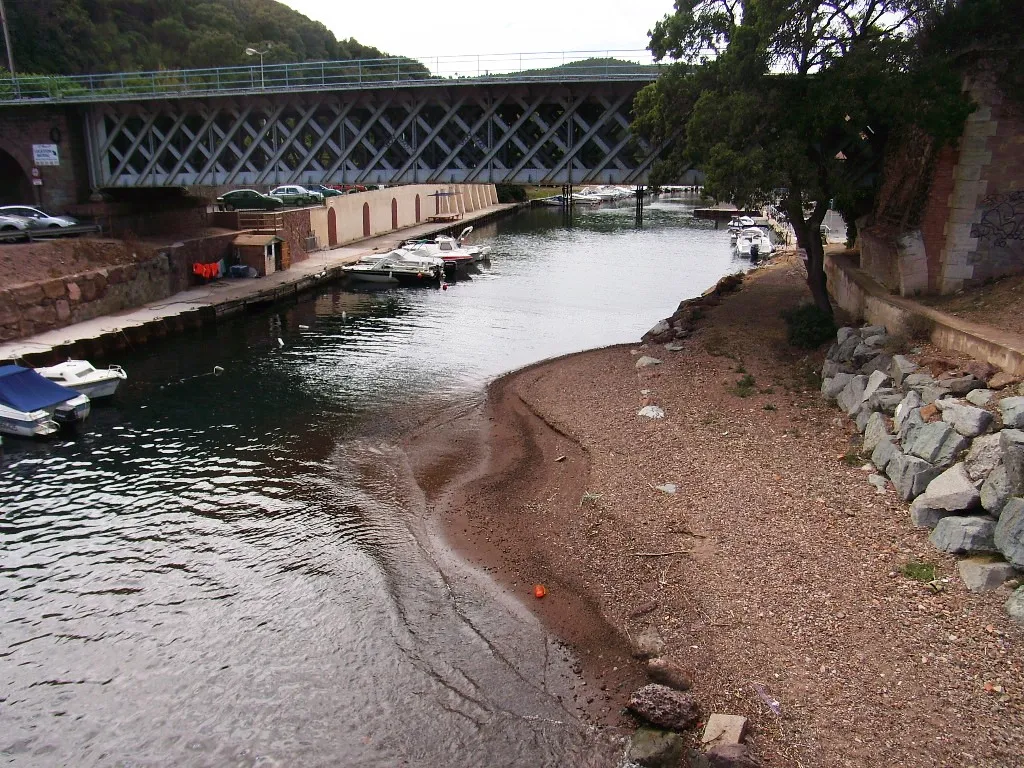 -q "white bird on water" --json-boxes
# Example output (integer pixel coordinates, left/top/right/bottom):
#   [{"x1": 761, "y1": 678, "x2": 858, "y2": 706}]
[{"x1": 277, "y1": 337, "x2": 284, "y2": 348}]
